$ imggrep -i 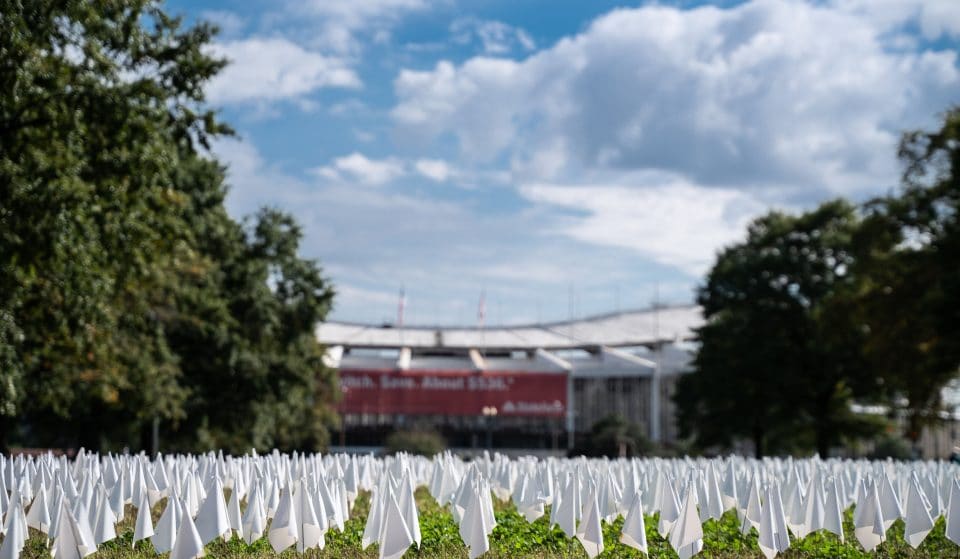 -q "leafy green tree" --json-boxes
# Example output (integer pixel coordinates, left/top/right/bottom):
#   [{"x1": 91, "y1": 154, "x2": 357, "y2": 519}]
[
  {"x1": 0, "y1": 0, "x2": 338, "y2": 452},
  {"x1": 676, "y1": 201, "x2": 882, "y2": 457},
  {"x1": 0, "y1": 0, "x2": 226, "y2": 449},
  {"x1": 854, "y1": 107, "x2": 960, "y2": 444}
]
